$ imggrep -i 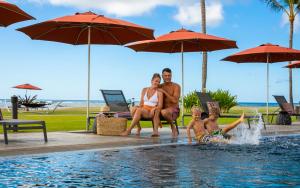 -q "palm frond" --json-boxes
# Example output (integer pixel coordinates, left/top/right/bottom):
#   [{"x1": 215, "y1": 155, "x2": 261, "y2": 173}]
[
  {"x1": 296, "y1": 0, "x2": 300, "y2": 12},
  {"x1": 261, "y1": 0, "x2": 285, "y2": 11}
]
